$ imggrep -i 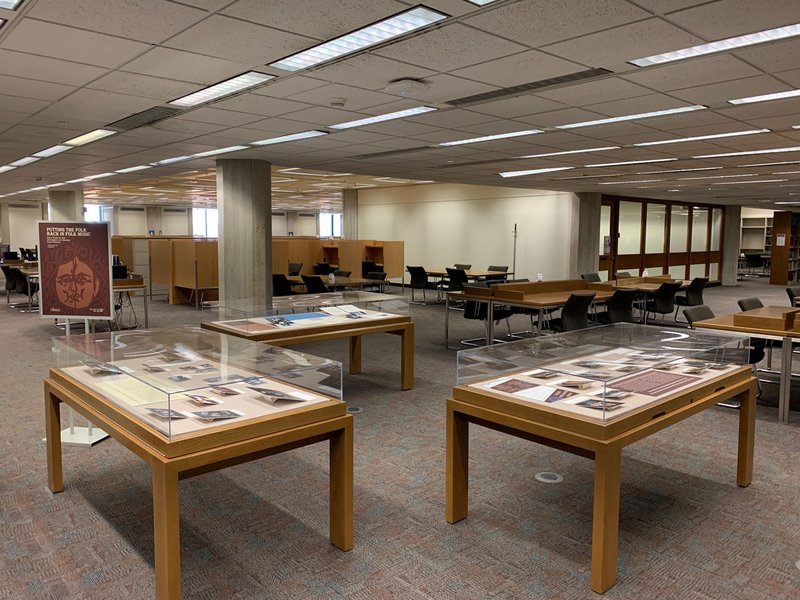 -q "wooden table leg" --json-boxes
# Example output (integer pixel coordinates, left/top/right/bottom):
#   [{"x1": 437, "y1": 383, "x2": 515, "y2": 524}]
[
  {"x1": 348, "y1": 335, "x2": 362, "y2": 375},
  {"x1": 401, "y1": 324, "x2": 415, "y2": 390},
  {"x1": 329, "y1": 417, "x2": 353, "y2": 551},
  {"x1": 45, "y1": 385, "x2": 63, "y2": 493},
  {"x1": 446, "y1": 401, "x2": 469, "y2": 523},
  {"x1": 737, "y1": 379, "x2": 757, "y2": 487},
  {"x1": 152, "y1": 461, "x2": 181, "y2": 600},
  {"x1": 591, "y1": 444, "x2": 621, "y2": 594}
]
